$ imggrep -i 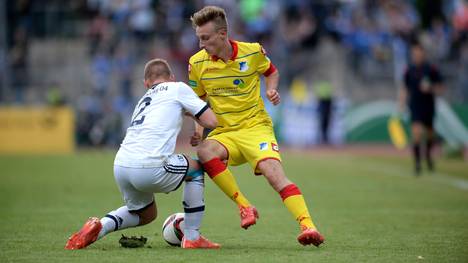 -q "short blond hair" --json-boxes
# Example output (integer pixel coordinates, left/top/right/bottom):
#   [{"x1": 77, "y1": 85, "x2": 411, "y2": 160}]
[
  {"x1": 144, "y1": 58, "x2": 172, "y2": 81},
  {"x1": 191, "y1": 6, "x2": 228, "y2": 31}
]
